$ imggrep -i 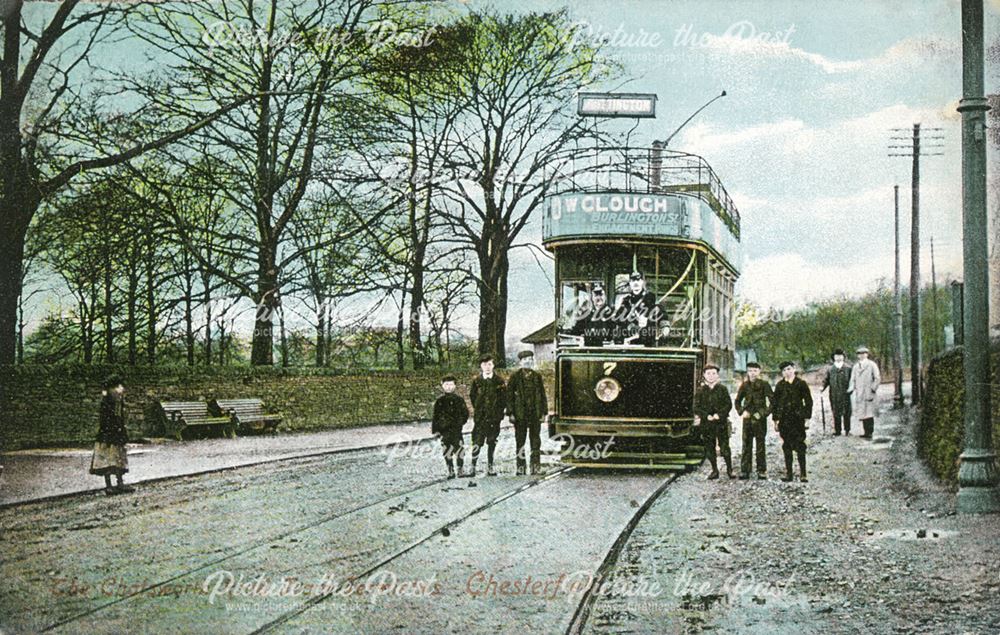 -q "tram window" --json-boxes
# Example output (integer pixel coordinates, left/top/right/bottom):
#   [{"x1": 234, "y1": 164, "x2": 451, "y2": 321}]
[{"x1": 556, "y1": 244, "x2": 705, "y2": 348}]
